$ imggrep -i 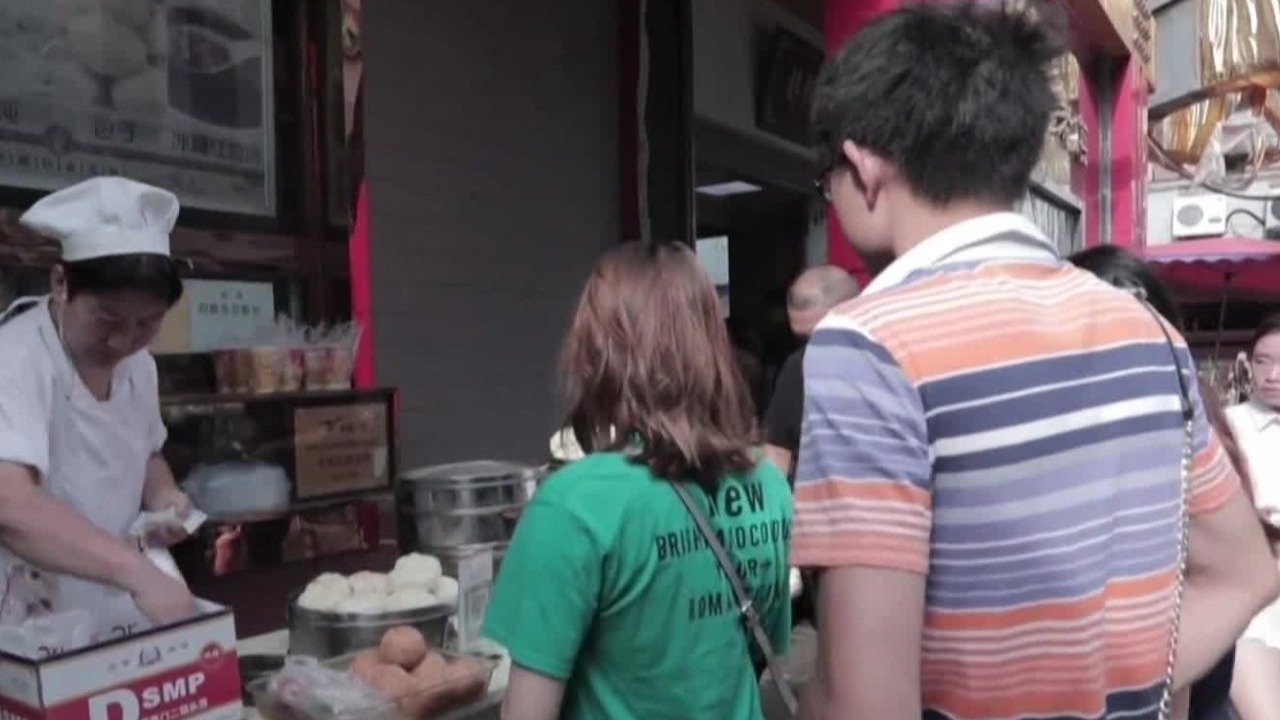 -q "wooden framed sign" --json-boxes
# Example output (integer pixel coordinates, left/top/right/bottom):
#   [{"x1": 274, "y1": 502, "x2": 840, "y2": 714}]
[{"x1": 293, "y1": 401, "x2": 389, "y2": 499}]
